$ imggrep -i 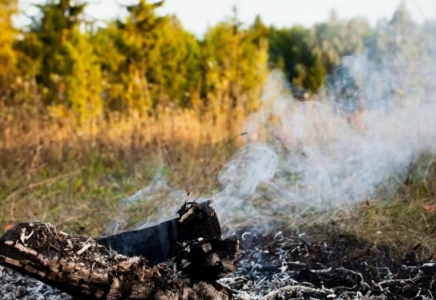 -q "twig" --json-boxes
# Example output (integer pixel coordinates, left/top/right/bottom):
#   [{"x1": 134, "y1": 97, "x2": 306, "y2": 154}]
[
  {"x1": 76, "y1": 243, "x2": 92, "y2": 255},
  {"x1": 179, "y1": 207, "x2": 195, "y2": 223}
]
